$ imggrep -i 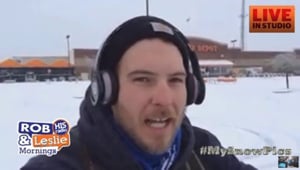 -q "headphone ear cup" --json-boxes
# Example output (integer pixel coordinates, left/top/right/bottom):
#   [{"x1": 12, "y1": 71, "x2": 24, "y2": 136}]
[
  {"x1": 186, "y1": 73, "x2": 198, "y2": 105},
  {"x1": 90, "y1": 71, "x2": 104, "y2": 106},
  {"x1": 194, "y1": 77, "x2": 205, "y2": 105},
  {"x1": 93, "y1": 70, "x2": 118, "y2": 106},
  {"x1": 187, "y1": 50, "x2": 206, "y2": 105},
  {"x1": 105, "y1": 70, "x2": 119, "y2": 105}
]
